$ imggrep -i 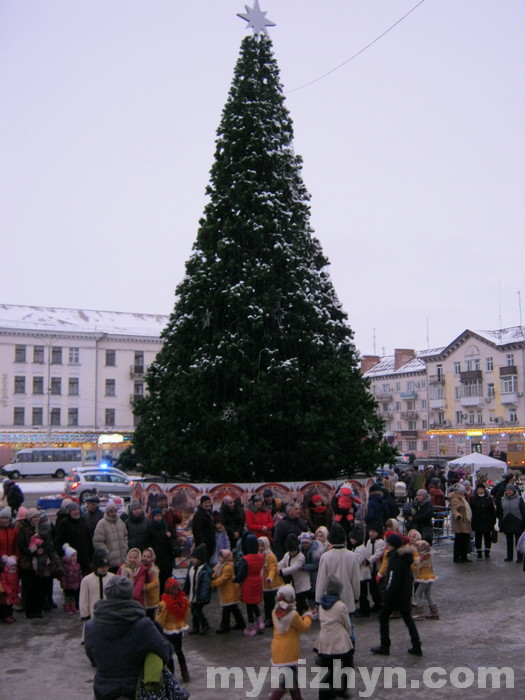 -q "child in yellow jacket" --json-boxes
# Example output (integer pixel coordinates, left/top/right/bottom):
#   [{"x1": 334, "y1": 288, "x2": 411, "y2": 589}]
[
  {"x1": 211, "y1": 549, "x2": 246, "y2": 633},
  {"x1": 155, "y1": 577, "x2": 190, "y2": 682},
  {"x1": 269, "y1": 584, "x2": 313, "y2": 700},
  {"x1": 258, "y1": 536, "x2": 284, "y2": 627},
  {"x1": 411, "y1": 540, "x2": 438, "y2": 620}
]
